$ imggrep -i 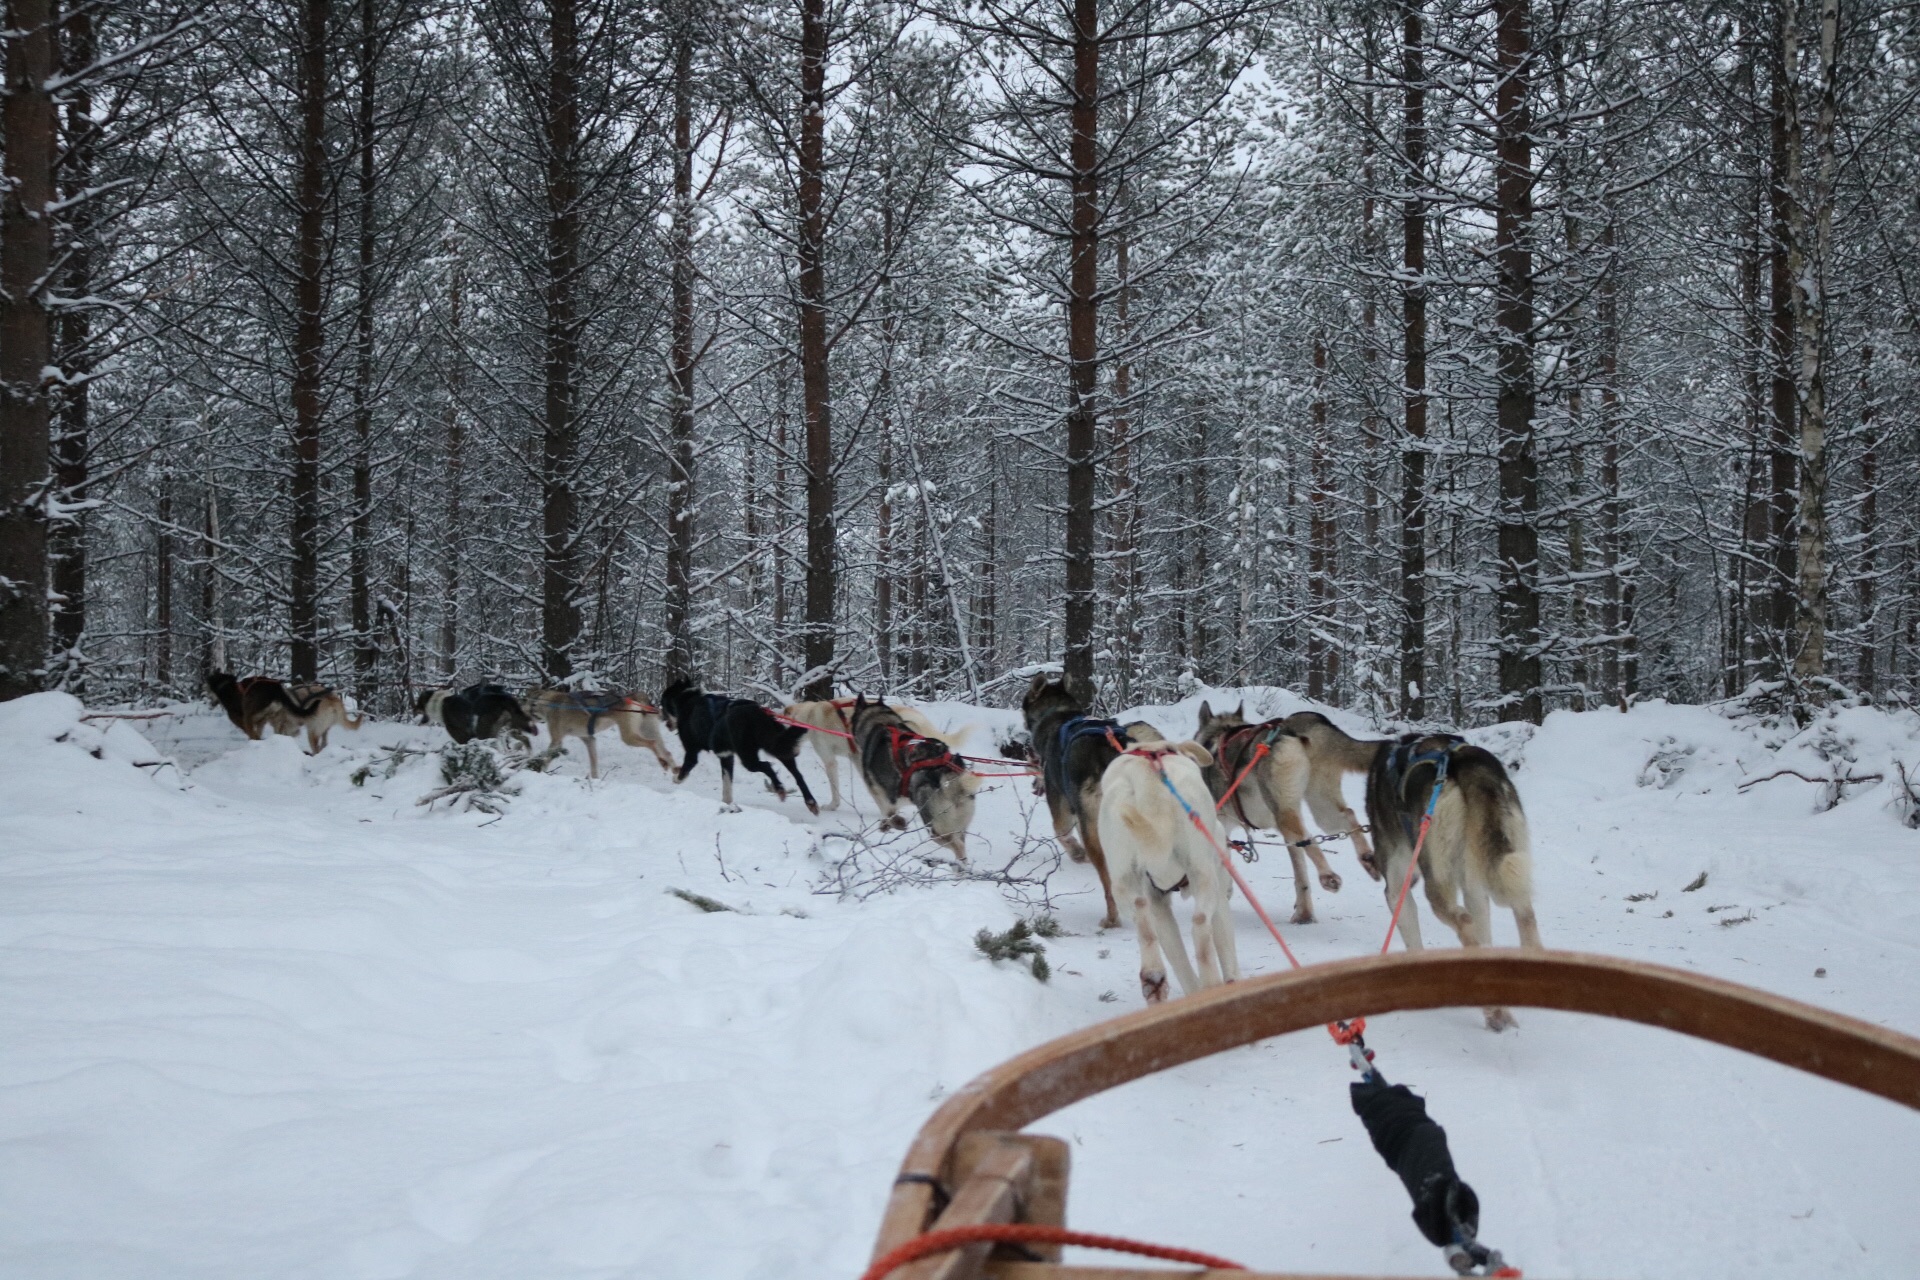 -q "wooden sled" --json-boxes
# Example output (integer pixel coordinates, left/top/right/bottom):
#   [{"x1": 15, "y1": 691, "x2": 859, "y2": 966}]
[{"x1": 868, "y1": 950, "x2": 1920, "y2": 1280}]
